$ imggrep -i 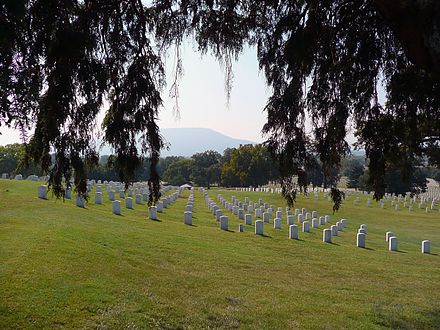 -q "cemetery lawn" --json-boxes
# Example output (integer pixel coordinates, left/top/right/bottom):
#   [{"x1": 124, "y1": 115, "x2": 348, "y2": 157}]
[{"x1": 1, "y1": 180, "x2": 440, "y2": 329}]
